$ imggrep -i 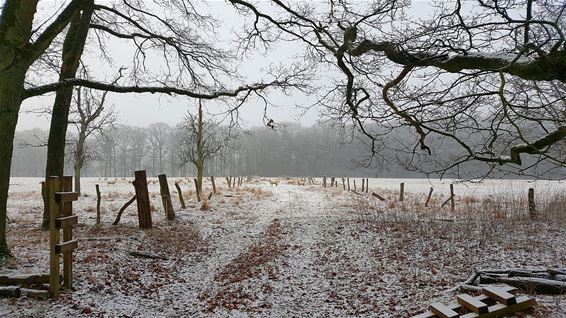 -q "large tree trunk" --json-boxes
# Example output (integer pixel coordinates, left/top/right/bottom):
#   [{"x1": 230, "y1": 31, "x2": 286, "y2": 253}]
[
  {"x1": 42, "y1": 2, "x2": 93, "y2": 229},
  {"x1": 0, "y1": 71, "x2": 26, "y2": 257}
]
